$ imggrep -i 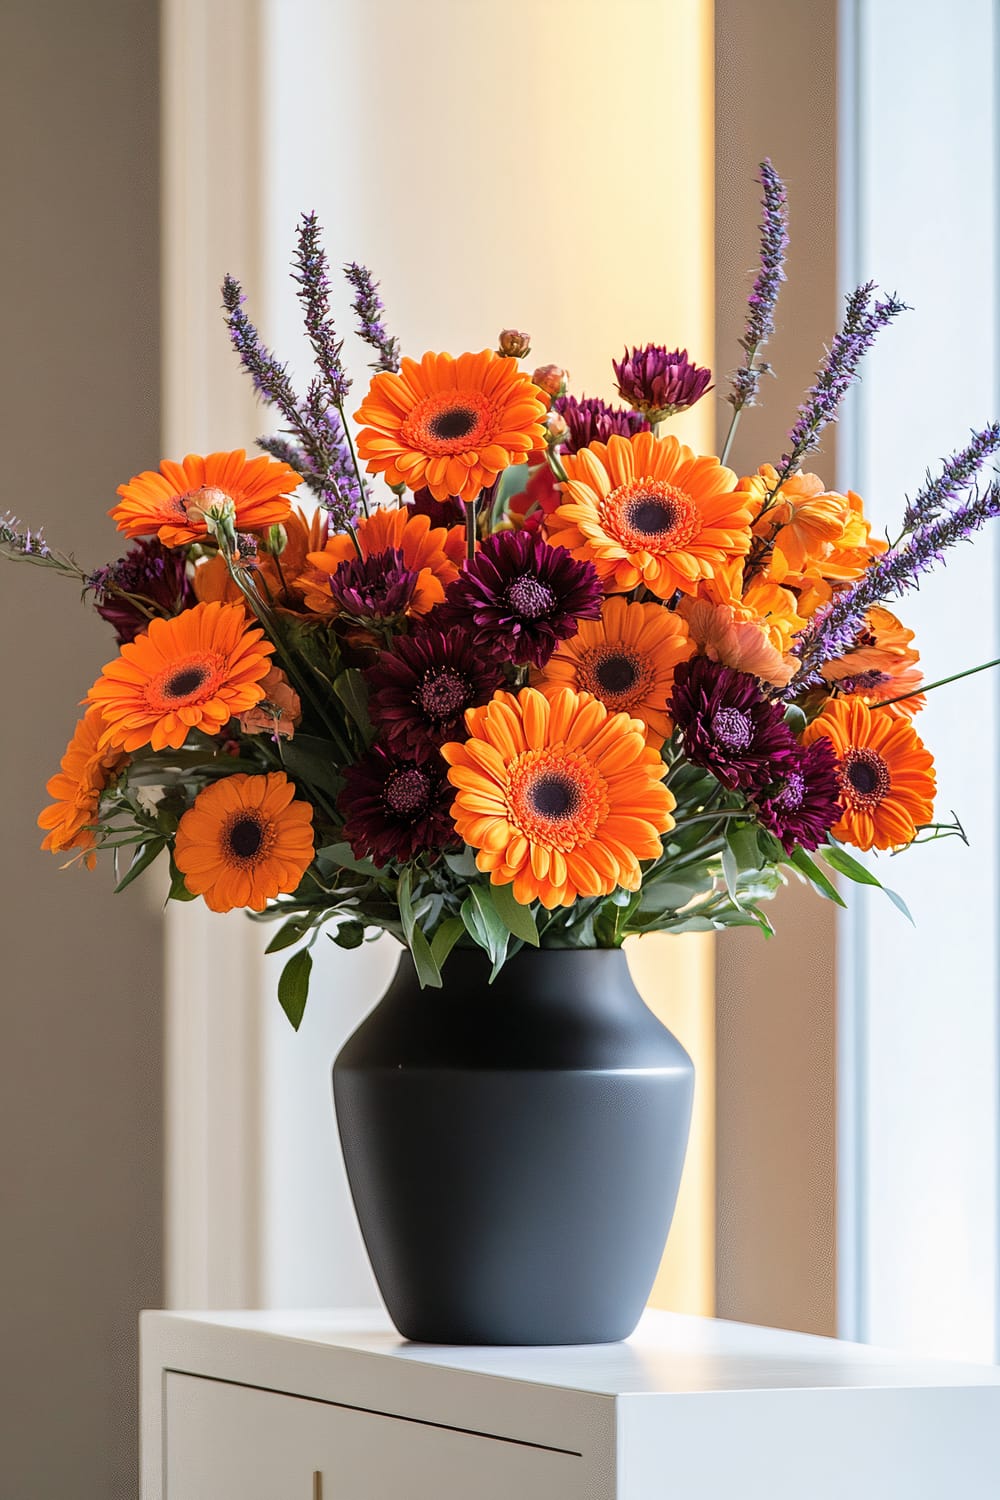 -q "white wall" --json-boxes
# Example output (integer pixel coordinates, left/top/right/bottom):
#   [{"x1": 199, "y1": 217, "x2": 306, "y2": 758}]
[{"x1": 839, "y1": 0, "x2": 1000, "y2": 1361}]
